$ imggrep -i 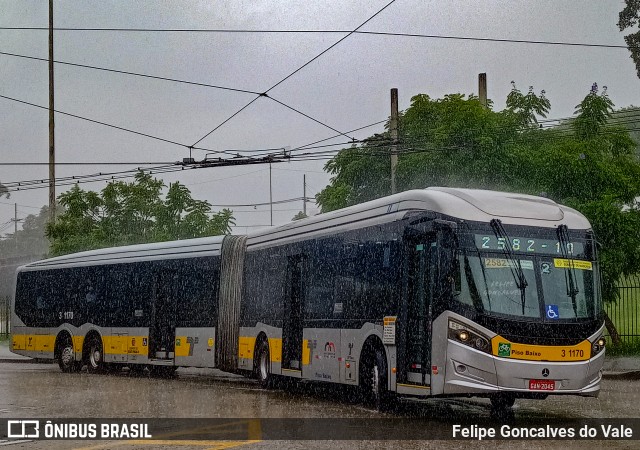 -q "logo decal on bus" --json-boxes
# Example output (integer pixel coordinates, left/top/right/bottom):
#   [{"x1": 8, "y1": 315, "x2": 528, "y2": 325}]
[
  {"x1": 324, "y1": 342, "x2": 335, "y2": 353},
  {"x1": 498, "y1": 342, "x2": 511, "y2": 357}
]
